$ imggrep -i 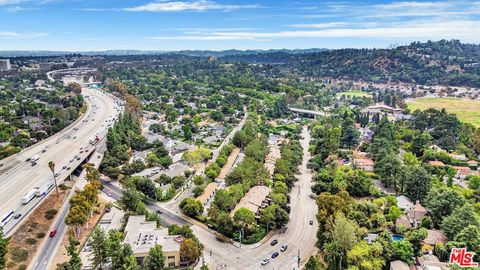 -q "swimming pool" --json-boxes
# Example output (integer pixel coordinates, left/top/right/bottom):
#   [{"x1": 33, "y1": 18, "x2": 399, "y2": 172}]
[{"x1": 392, "y1": 234, "x2": 404, "y2": 241}]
